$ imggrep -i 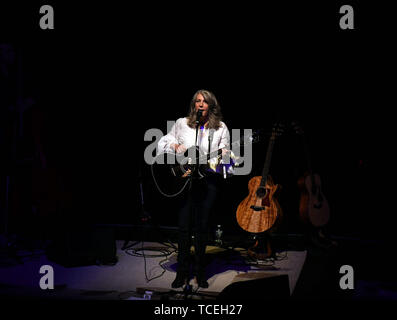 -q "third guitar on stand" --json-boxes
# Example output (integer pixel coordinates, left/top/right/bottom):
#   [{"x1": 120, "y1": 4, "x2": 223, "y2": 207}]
[{"x1": 293, "y1": 121, "x2": 330, "y2": 227}]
